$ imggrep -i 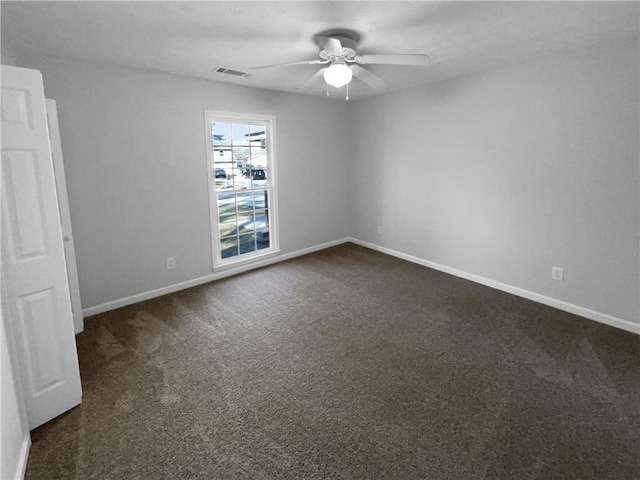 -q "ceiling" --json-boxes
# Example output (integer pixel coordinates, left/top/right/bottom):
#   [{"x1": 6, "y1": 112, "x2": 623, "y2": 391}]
[{"x1": 2, "y1": 1, "x2": 638, "y2": 101}]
